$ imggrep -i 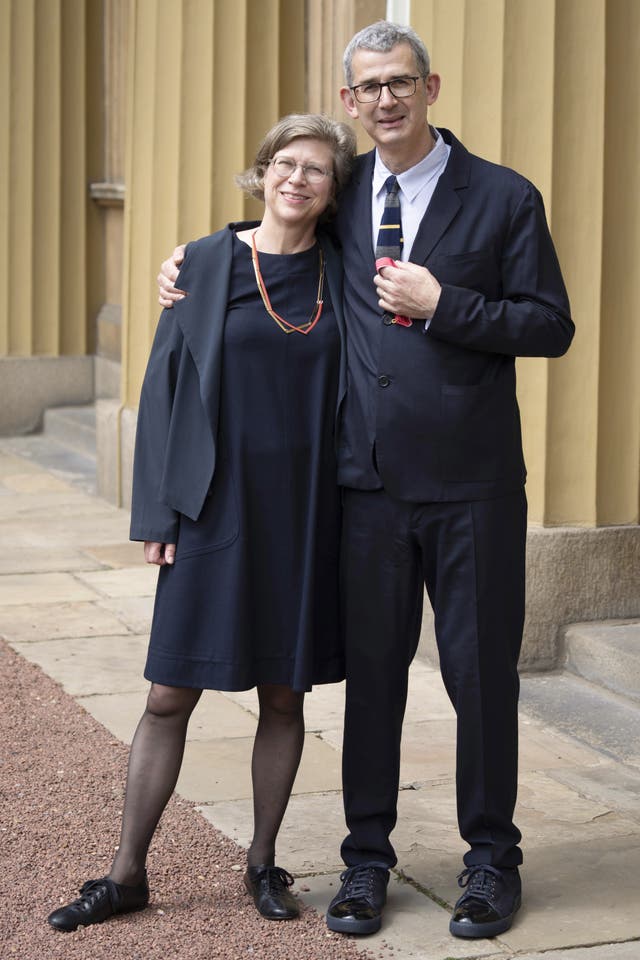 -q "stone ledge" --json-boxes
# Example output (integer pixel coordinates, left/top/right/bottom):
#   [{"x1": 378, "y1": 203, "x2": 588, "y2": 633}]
[
  {"x1": 419, "y1": 524, "x2": 640, "y2": 671},
  {"x1": 0, "y1": 356, "x2": 94, "y2": 435},
  {"x1": 565, "y1": 619, "x2": 640, "y2": 702}
]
